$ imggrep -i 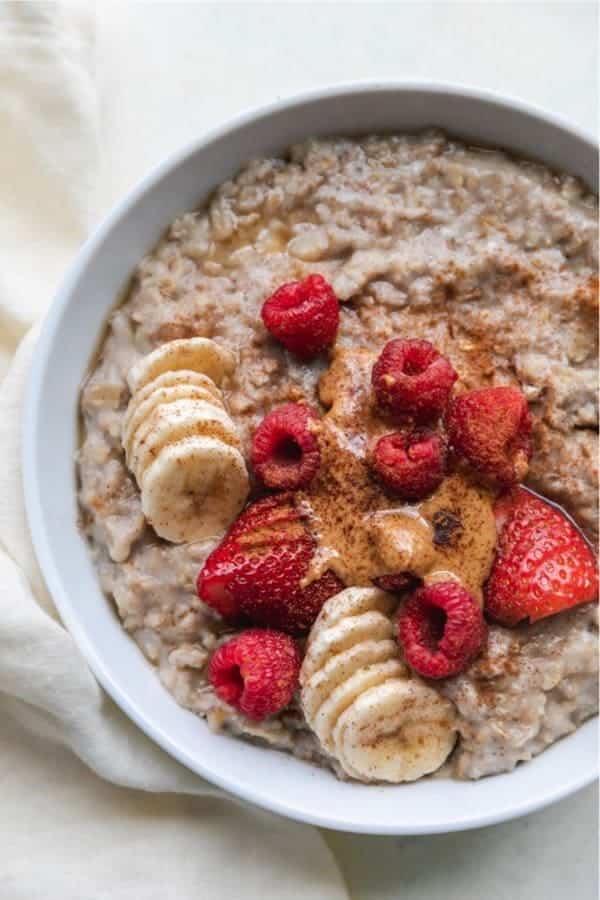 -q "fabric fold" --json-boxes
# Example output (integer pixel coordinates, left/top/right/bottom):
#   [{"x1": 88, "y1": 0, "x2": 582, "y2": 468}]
[{"x1": 0, "y1": 4, "x2": 347, "y2": 897}]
